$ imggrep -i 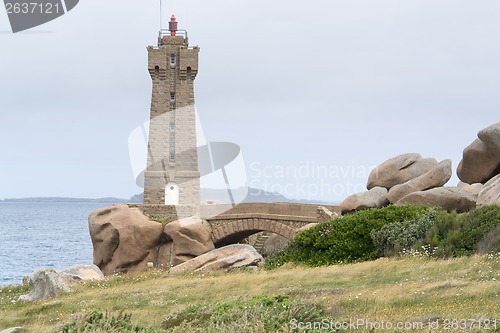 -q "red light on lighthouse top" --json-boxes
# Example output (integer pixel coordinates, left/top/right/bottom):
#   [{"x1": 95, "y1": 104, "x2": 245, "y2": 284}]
[{"x1": 169, "y1": 15, "x2": 178, "y2": 36}]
